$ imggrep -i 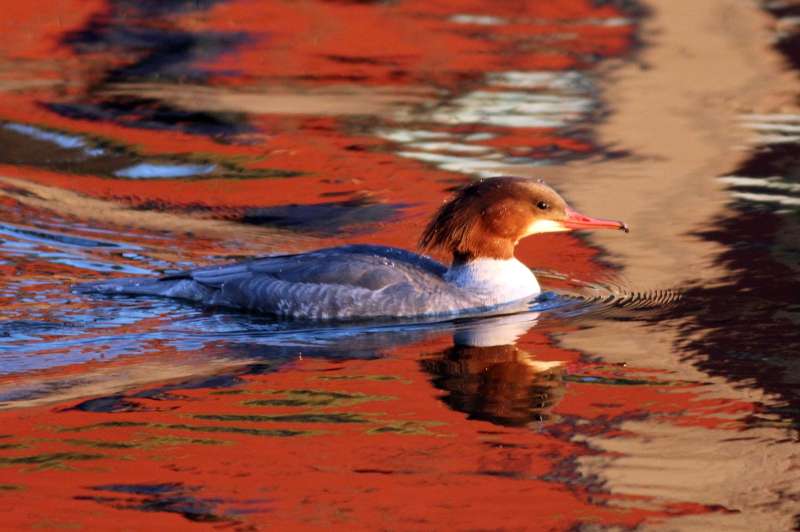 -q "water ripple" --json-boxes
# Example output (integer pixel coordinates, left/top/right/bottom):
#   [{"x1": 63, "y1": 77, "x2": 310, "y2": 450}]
[{"x1": 535, "y1": 270, "x2": 682, "y2": 319}]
